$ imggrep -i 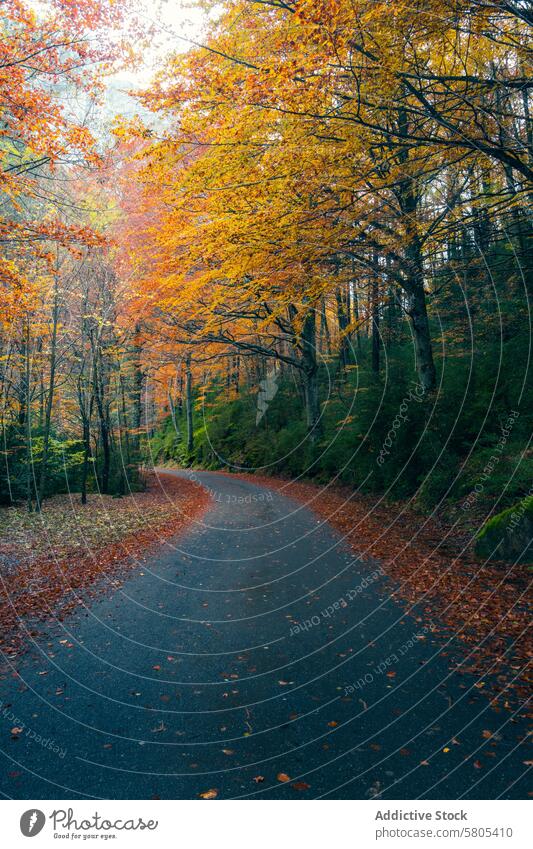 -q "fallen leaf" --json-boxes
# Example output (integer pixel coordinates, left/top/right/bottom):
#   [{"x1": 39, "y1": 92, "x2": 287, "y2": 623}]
[
  {"x1": 198, "y1": 789, "x2": 218, "y2": 799},
  {"x1": 291, "y1": 781, "x2": 310, "y2": 791}
]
